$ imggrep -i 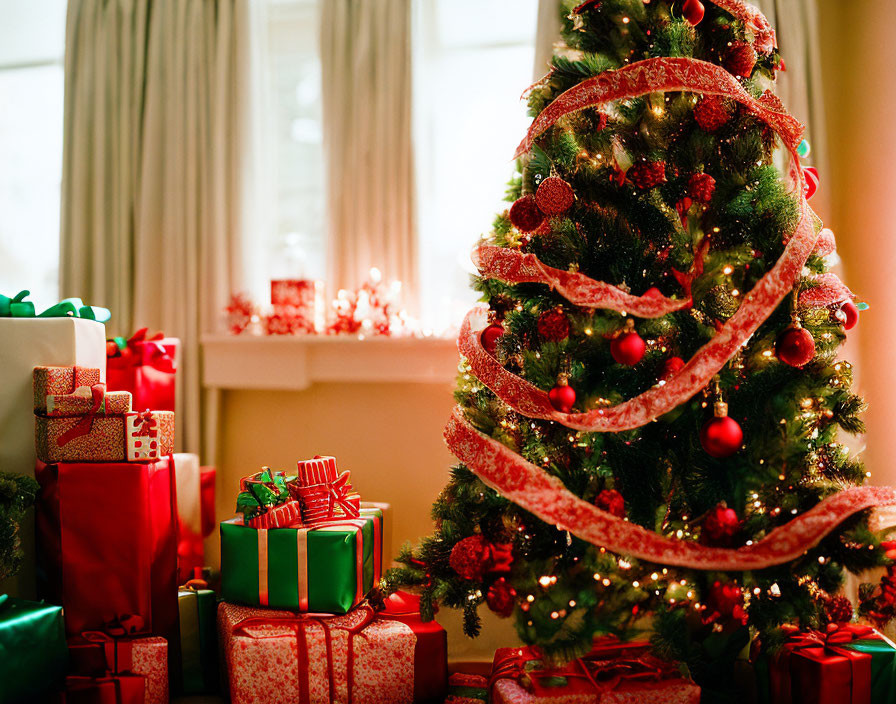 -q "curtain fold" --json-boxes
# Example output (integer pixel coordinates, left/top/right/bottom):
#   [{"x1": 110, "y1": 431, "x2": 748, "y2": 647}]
[
  {"x1": 60, "y1": 0, "x2": 250, "y2": 457},
  {"x1": 320, "y1": 0, "x2": 417, "y2": 307}
]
